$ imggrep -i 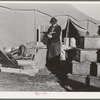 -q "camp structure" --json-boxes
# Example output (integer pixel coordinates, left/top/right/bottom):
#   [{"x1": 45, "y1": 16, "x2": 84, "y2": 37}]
[
  {"x1": 0, "y1": 3, "x2": 99, "y2": 50},
  {"x1": 0, "y1": 3, "x2": 99, "y2": 76}
]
